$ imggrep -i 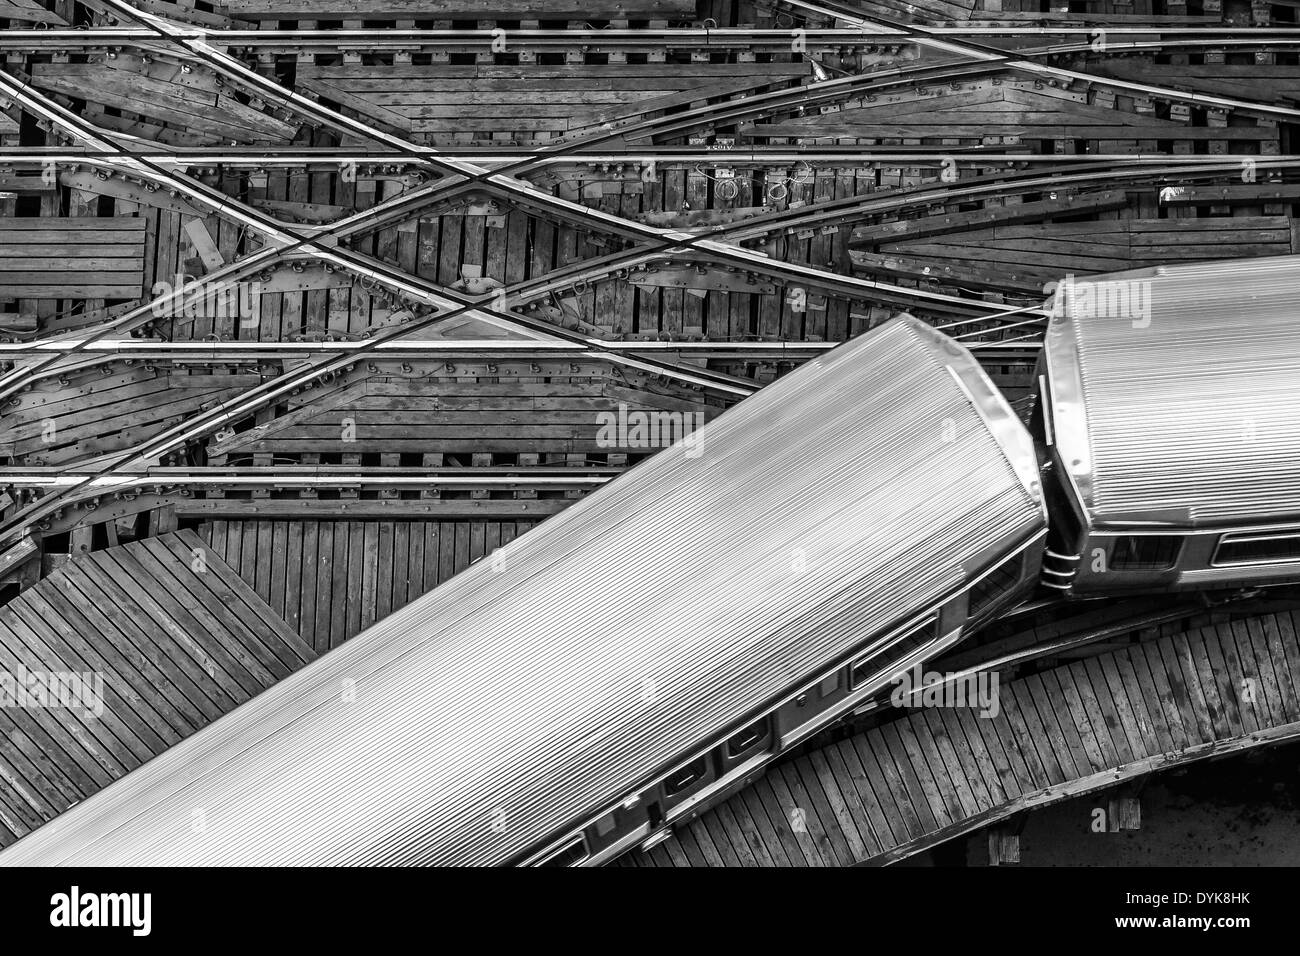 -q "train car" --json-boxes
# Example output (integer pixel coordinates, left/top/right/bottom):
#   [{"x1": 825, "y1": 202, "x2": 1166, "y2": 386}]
[
  {"x1": 0, "y1": 314, "x2": 1047, "y2": 867},
  {"x1": 1036, "y1": 254, "x2": 1300, "y2": 595}
]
